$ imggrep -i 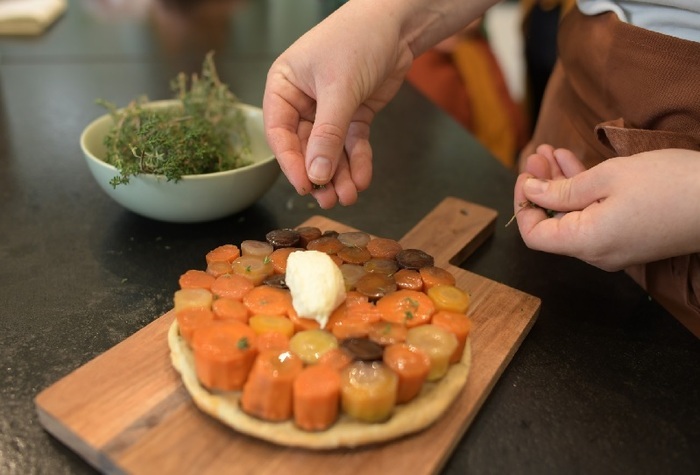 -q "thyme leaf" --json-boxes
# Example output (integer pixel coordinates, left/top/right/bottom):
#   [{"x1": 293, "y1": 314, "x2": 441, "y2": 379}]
[{"x1": 98, "y1": 51, "x2": 251, "y2": 188}]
